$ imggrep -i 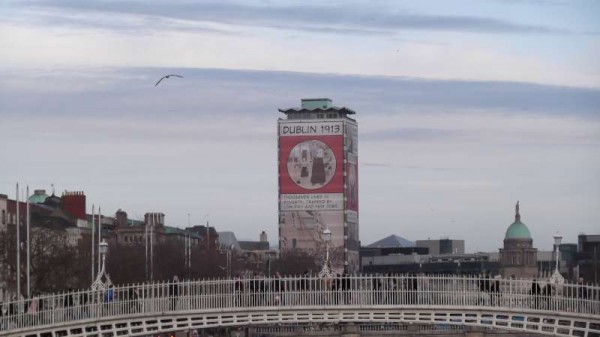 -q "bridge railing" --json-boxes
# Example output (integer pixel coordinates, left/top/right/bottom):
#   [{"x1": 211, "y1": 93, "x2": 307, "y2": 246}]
[{"x1": 0, "y1": 275, "x2": 598, "y2": 332}]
